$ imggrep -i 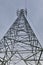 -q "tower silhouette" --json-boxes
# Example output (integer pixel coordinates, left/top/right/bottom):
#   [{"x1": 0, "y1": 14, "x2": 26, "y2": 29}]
[{"x1": 0, "y1": 9, "x2": 43, "y2": 65}]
